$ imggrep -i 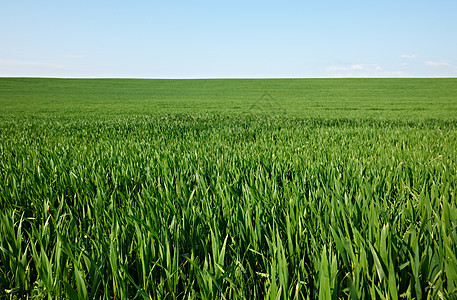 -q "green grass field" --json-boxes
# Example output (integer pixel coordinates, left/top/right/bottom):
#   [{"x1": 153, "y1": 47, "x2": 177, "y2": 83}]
[
  {"x1": 1, "y1": 78, "x2": 457, "y2": 119},
  {"x1": 1, "y1": 78, "x2": 457, "y2": 299}
]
